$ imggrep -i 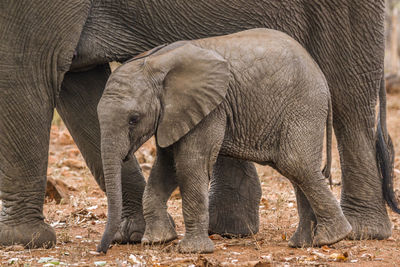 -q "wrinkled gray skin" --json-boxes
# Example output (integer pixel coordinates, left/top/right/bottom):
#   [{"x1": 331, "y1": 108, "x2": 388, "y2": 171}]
[
  {"x1": 97, "y1": 29, "x2": 353, "y2": 253},
  {"x1": 0, "y1": 0, "x2": 397, "y2": 249}
]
